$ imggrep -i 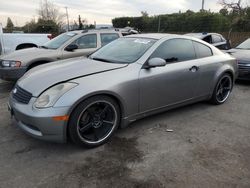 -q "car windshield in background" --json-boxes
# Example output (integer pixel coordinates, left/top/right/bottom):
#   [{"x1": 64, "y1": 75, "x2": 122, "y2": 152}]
[
  {"x1": 90, "y1": 37, "x2": 156, "y2": 64},
  {"x1": 236, "y1": 38, "x2": 250, "y2": 49},
  {"x1": 42, "y1": 32, "x2": 77, "y2": 49}
]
